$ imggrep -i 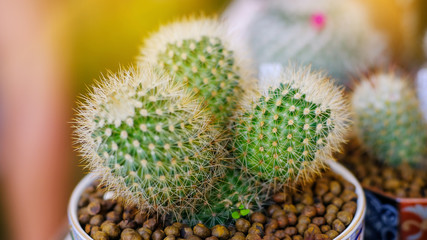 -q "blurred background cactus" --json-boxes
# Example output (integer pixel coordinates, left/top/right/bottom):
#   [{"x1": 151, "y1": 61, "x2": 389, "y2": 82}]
[
  {"x1": 352, "y1": 72, "x2": 427, "y2": 166},
  {"x1": 139, "y1": 18, "x2": 255, "y2": 126},
  {"x1": 233, "y1": 65, "x2": 350, "y2": 189},
  {"x1": 75, "y1": 66, "x2": 224, "y2": 217},
  {"x1": 225, "y1": 0, "x2": 389, "y2": 85}
]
